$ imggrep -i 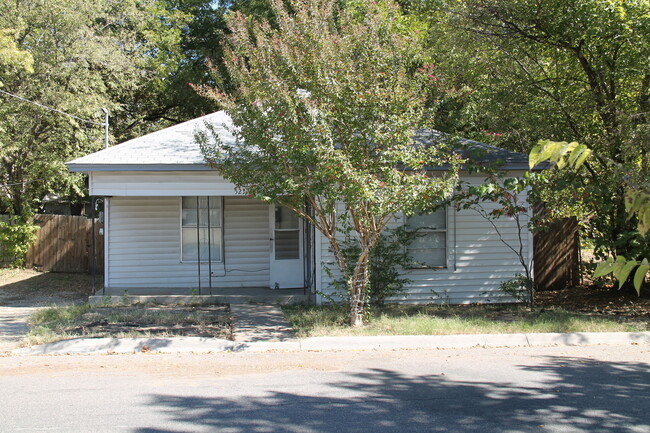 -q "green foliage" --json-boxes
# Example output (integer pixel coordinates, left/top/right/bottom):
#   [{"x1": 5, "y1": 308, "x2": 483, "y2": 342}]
[
  {"x1": 530, "y1": 139, "x2": 650, "y2": 293},
  {"x1": 499, "y1": 274, "x2": 534, "y2": 307},
  {"x1": 0, "y1": 217, "x2": 39, "y2": 267},
  {"x1": 531, "y1": 139, "x2": 649, "y2": 238},
  {"x1": 425, "y1": 0, "x2": 650, "y2": 156},
  {"x1": 328, "y1": 221, "x2": 417, "y2": 308},
  {"x1": 529, "y1": 140, "x2": 593, "y2": 171},
  {"x1": 626, "y1": 189, "x2": 650, "y2": 238},
  {"x1": 417, "y1": 0, "x2": 650, "y2": 271},
  {"x1": 198, "y1": 0, "x2": 462, "y2": 325},
  {"x1": 368, "y1": 226, "x2": 417, "y2": 306},
  {"x1": 0, "y1": 0, "x2": 201, "y2": 217},
  {"x1": 0, "y1": 28, "x2": 33, "y2": 85},
  {"x1": 594, "y1": 257, "x2": 649, "y2": 296}
]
